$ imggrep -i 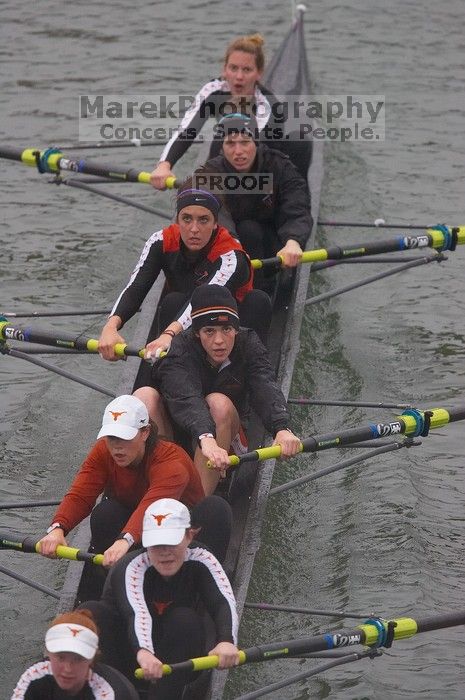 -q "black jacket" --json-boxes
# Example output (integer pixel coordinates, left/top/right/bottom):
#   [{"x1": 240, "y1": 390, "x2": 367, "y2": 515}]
[
  {"x1": 155, "y1": 327, "x2": 291, "y2": 440},
  {"x1": 197, "y1": 143, "x2": 313, "y2": 249},
  {"x1": 102, "y1": 548, "x2": 238, "y2": 654}
]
